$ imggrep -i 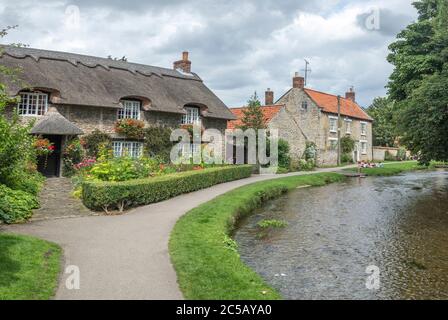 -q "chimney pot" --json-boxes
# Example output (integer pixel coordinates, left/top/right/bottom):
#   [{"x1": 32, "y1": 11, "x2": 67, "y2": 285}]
[
  {"x1": 293, "y1": 72, "x2": 305, "y2": 89},
  {"x1": 265, "y1": 88, "x2": 274, "y2": 105},
  {"x1": 182, "y1": 51, "x2": 189, "y2": 61}
]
